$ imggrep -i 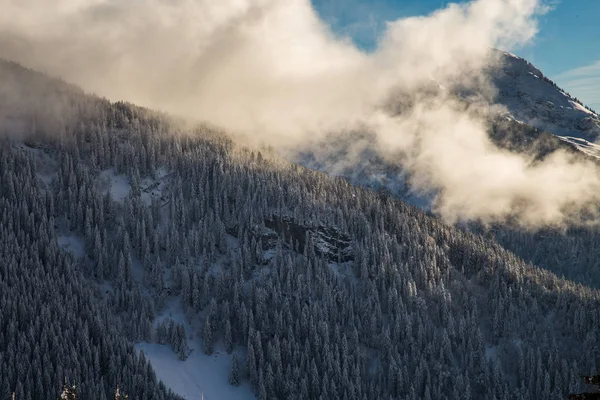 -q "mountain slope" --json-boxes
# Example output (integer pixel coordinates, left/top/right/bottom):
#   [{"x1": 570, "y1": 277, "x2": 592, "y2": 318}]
[
  {"x1": 296, "y1": 50, "x2": 600, "y2": 206},
  {"x1": 0, "y1": 60, "x2": 184, "y2": 400},
  {"x1": 295, "y1": 108, "x2": 600, "y2": 294},
  {"x1": 491, "y1": 50, "x2": 600, "y2": 142},
  {"x1": 2, "y1": 59, "x2": 600, "y2": 400}
]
